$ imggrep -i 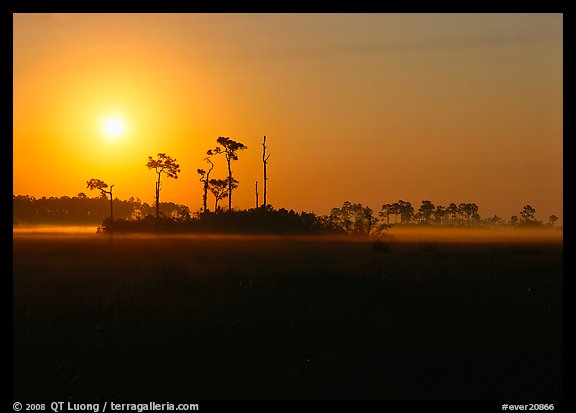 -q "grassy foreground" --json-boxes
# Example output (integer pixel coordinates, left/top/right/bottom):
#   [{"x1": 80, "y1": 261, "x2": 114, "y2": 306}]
[{"x1": 13, "y1": 234, "x2": 562, "y2": 399}]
